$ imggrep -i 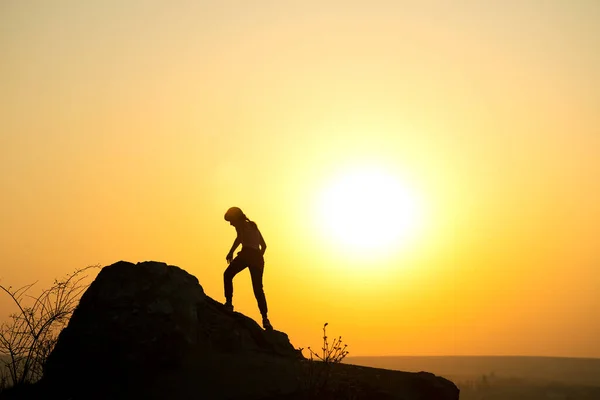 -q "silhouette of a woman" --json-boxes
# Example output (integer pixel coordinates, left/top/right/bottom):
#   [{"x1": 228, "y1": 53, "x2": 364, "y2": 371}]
[{"x1": 223, "y1": 207, "x2": 272, "y2": 330}]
